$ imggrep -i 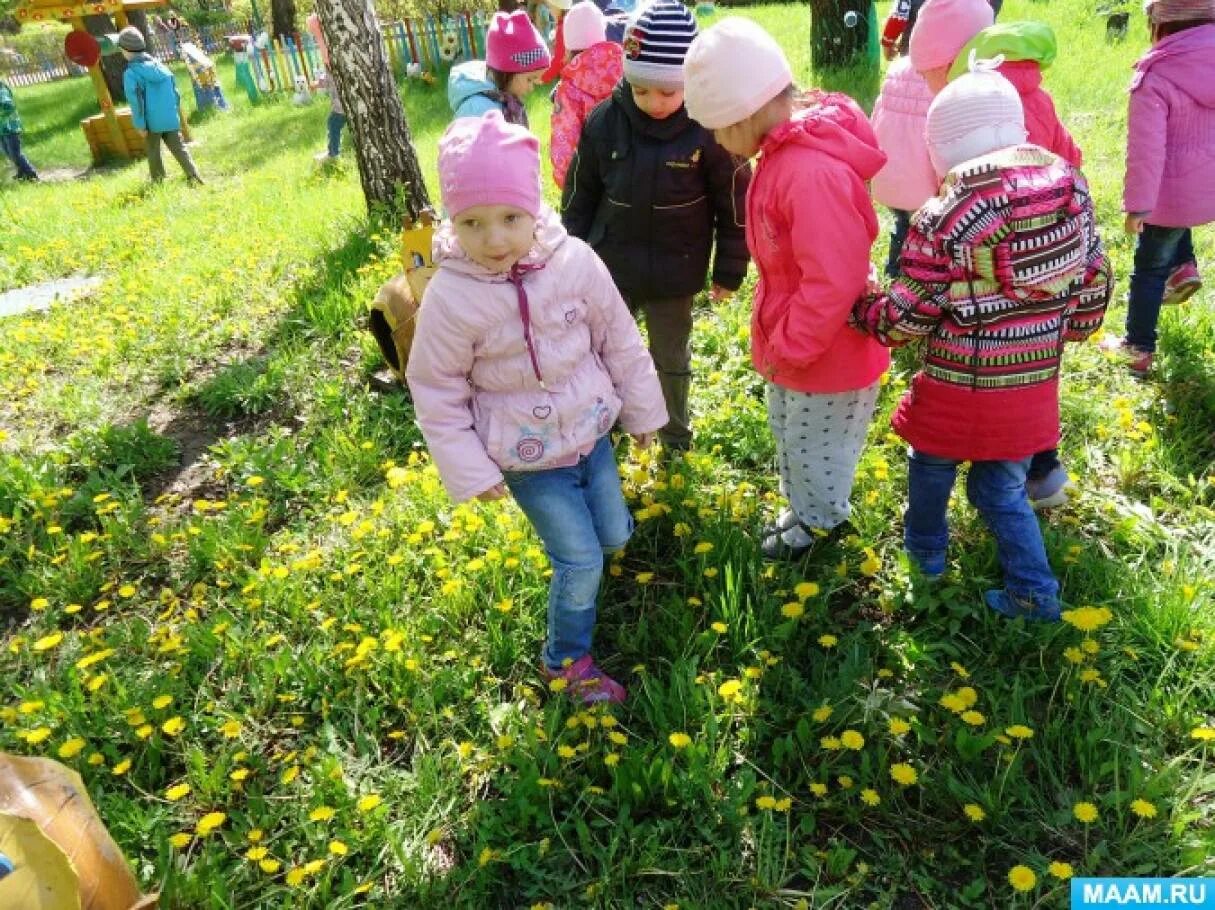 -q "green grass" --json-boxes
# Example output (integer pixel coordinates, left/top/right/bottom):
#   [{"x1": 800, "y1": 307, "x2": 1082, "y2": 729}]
[{"x1": 1, "y1": 2, "x2": 1212, "y2": 907}]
